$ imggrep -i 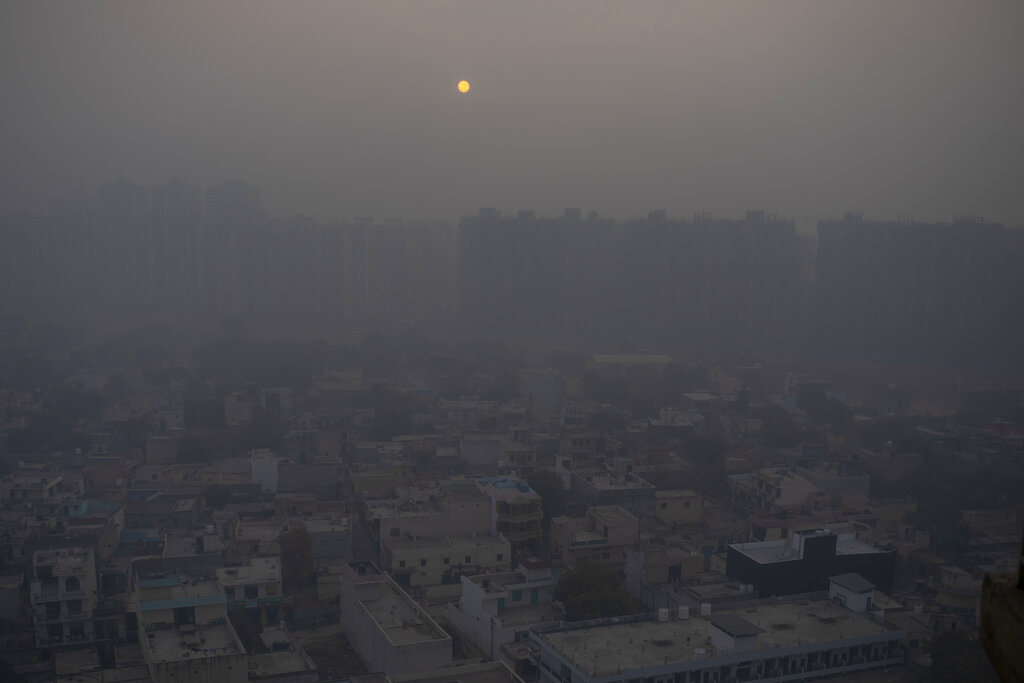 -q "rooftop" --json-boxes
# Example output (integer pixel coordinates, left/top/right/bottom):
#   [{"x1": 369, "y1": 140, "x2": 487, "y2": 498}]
[
  {"x1": 498, "y1": 602, "x2": 563, "y2": 628},
  {"x1": 477, "y1": 477, "x2": 539, "y2": 501},
  {"x1": 592, "y1": 354, "x2": 675, "y2": 365},
  {"x1": 830, "y1": 573, "x2": 876, "y2": 594},
  {"x1": 537, "y1": 600, "x2": 901, "y2": 677},
  {"x1": 143, "y1": 623, "x2": 243, "y2": 663},
  {"x1": 710, "y1": 614, "x2": 764, "y2": 638},
  {"x1": 589, "y1": 505, "x2": 638, "y2": 526},
  {"x1": 389, "y1": 661, "x2": 523, "y2": 683},
  {"x1": 730, "y1": 533, "x2": 886, "y2": 564},
  {"x1": 347, "y1": 564, "x2": 450, "y2": 646},
  {"x1": 578, "y1": 473, "x2": 654, "y2": 491},
  {"x1": 385, "y1": 534, "x2": 507, "y2": 551},
  {"x1": 139, "y1": 580, "x2": 225, "y2": 613},
  {"x1": 469, "y1": 571, "x2": 527, "y2": 592},
  {"x1": 217, "y1": 557, "x2": 281, "y2": 586}
]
